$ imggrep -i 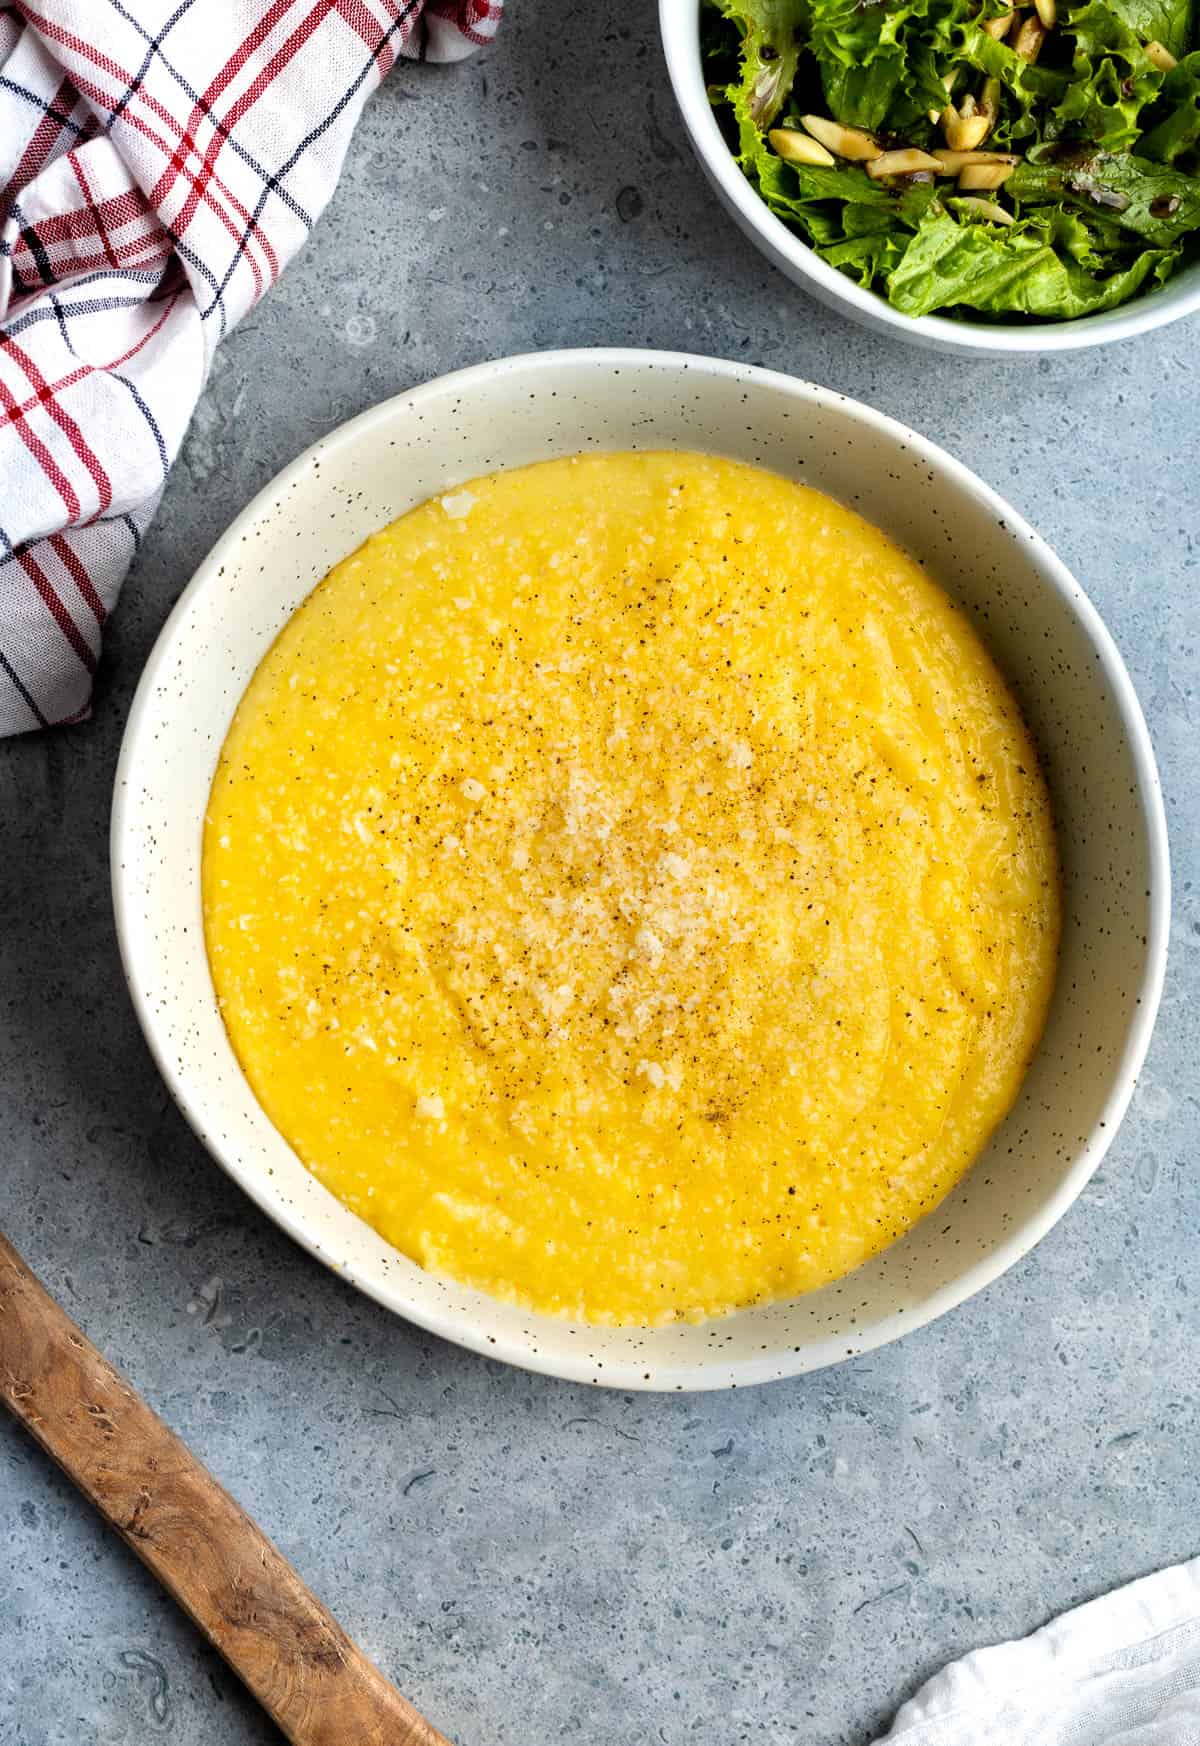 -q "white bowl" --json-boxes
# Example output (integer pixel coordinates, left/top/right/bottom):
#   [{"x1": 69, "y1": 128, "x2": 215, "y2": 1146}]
[
  {"x1": 112, "y1": 348, "x2": 1169, "y2": 1390},
  {"x1": 660, "y1": 0, "x2": 1200, "y2": 357}
]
